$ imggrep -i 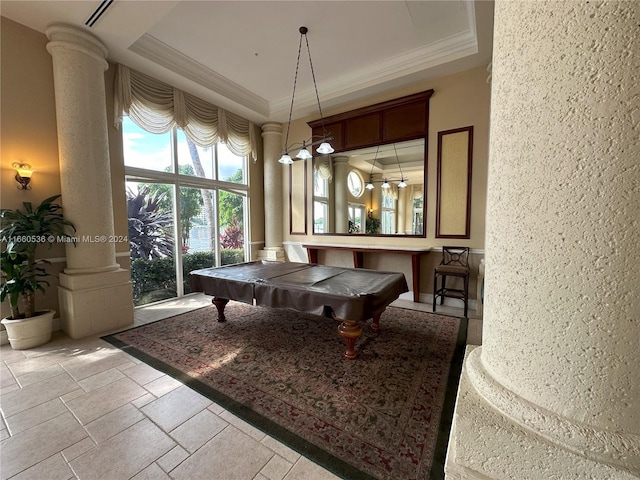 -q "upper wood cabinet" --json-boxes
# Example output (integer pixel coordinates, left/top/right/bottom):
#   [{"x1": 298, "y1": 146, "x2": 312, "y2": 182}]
[{"x1": 308, "y1": 90, "x2": 434, "y2": 153}]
